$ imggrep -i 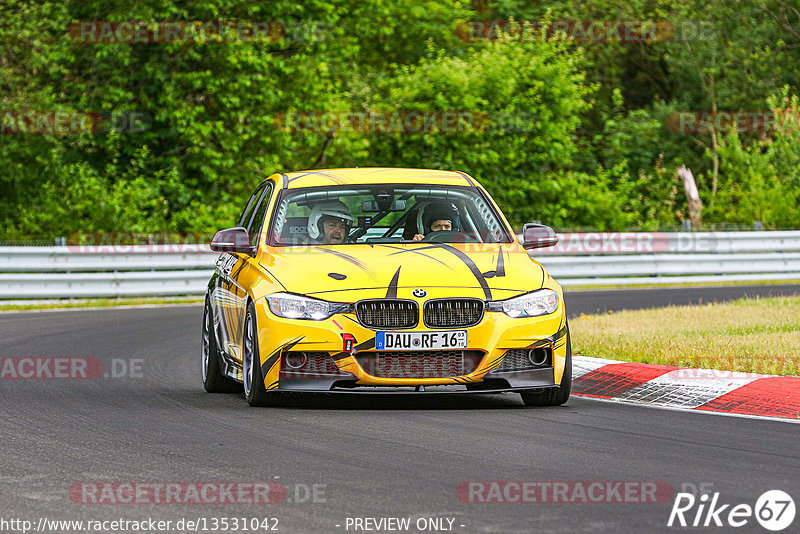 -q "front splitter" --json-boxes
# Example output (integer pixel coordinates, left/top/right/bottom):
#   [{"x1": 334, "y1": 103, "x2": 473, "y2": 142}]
[{"x1": 279, "y1": 369, "x2": 558, "y2": 394}]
